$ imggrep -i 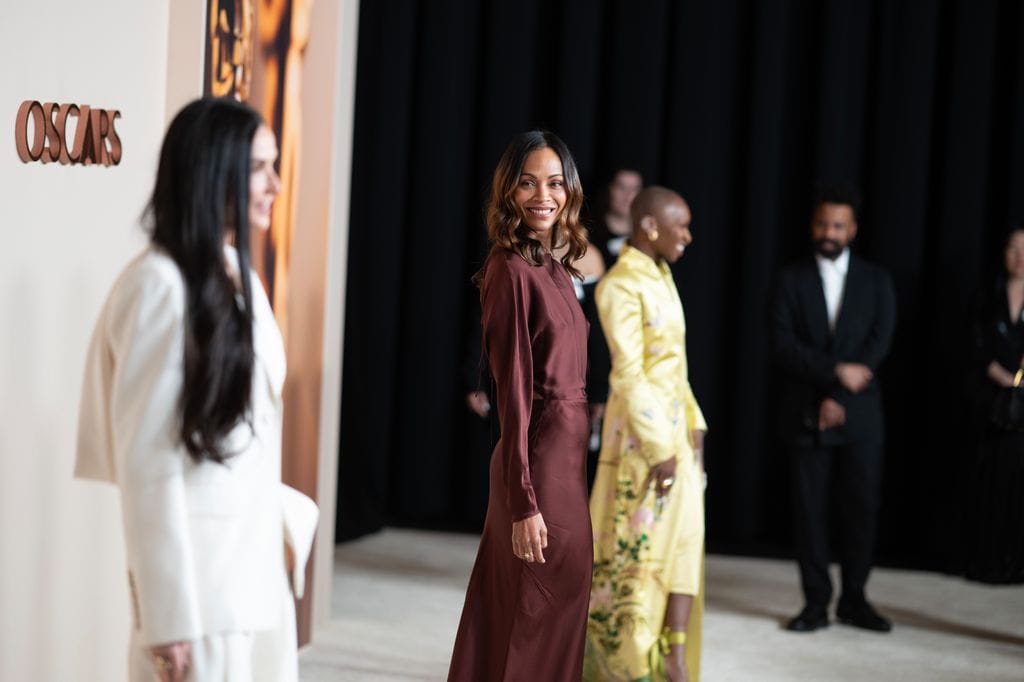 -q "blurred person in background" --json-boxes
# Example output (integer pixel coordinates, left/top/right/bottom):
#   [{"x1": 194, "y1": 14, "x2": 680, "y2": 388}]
[
  {"x1": 586, "y1": 187, "x2": 706, "y2": 682},
  {"x1": 75, "y1": 97, "x2": 317, "y2": 682},
  {"x1": 965, "y1": 223, "x2": 1024, "y2": 585},
  {"x1": 590, "y1": 168, "x2": 644, "y2": 267},
  {"x1": 459, "y1": 298, "x2": 493, "y2": 530},
  {"x1": 772, "y1": 184, "x2": 896, "y2": 635},
  {"x1": 584, "y1": 169, "x2": 644, "y2": 487}
]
